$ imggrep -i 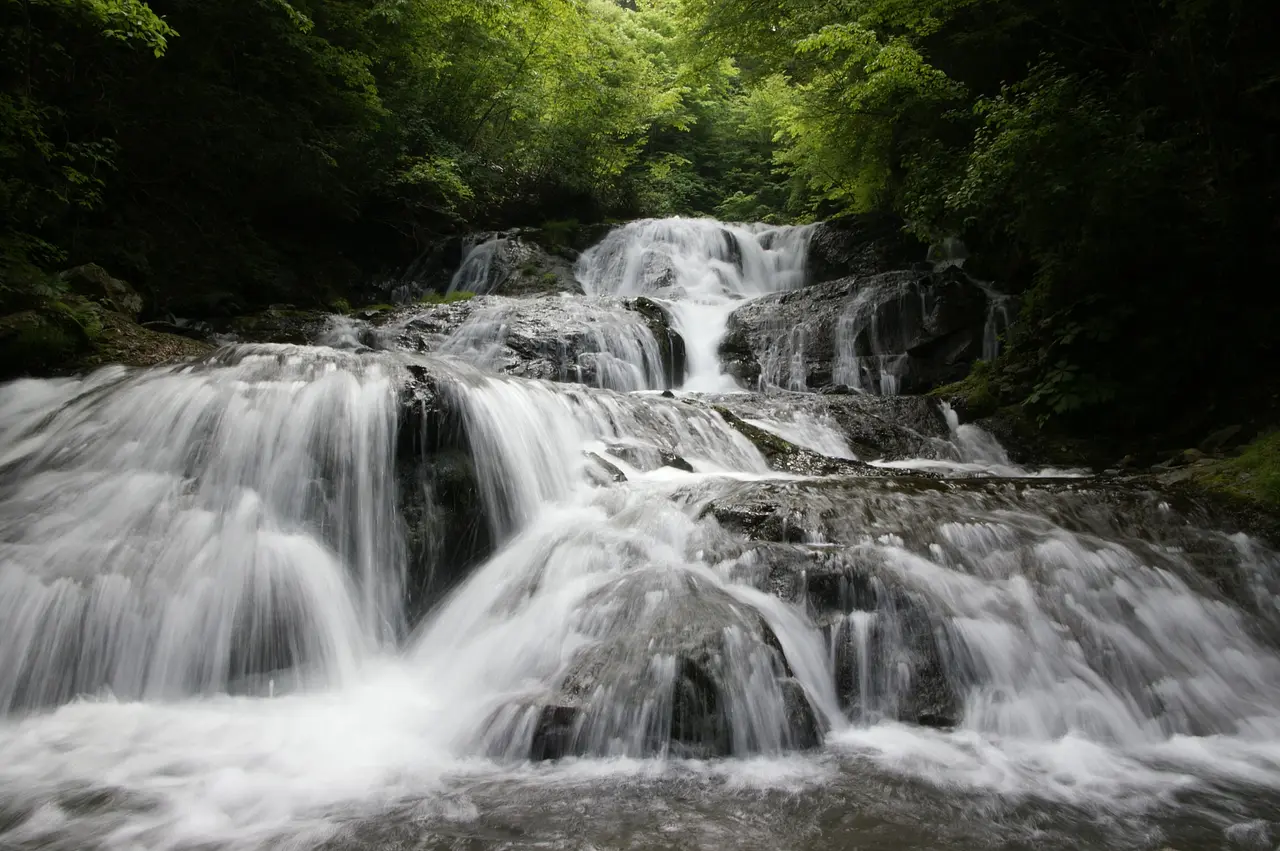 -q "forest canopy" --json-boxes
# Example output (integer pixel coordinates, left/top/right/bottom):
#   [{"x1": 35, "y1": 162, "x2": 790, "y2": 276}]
[{"x1": 2, "y1": 0, "x2": 1276, "y2": 432}]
